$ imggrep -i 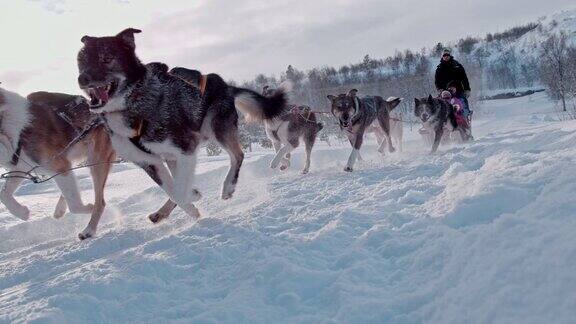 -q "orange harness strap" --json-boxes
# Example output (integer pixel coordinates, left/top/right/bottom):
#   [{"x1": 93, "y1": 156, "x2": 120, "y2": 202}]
[
  {"x1": 174, "y1": 74, "x2": 208, "y2": 97},
  {"x1": 134, "y1": 118, "x2": 145, "y2": 137},
  {"x1": 199, "y1": 74, "x2": 207, "y2": 96}
]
